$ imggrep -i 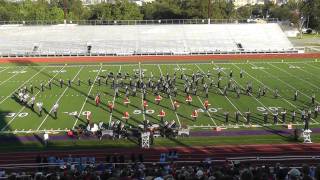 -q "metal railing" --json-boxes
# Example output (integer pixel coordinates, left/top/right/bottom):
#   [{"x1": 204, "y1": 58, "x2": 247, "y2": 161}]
[
  {"x1": 0, "y1": 18, "x2": 279, "y2": 26},
  {"x1": 0, "y1": 48, "x2": 302, "y2": 58}
]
